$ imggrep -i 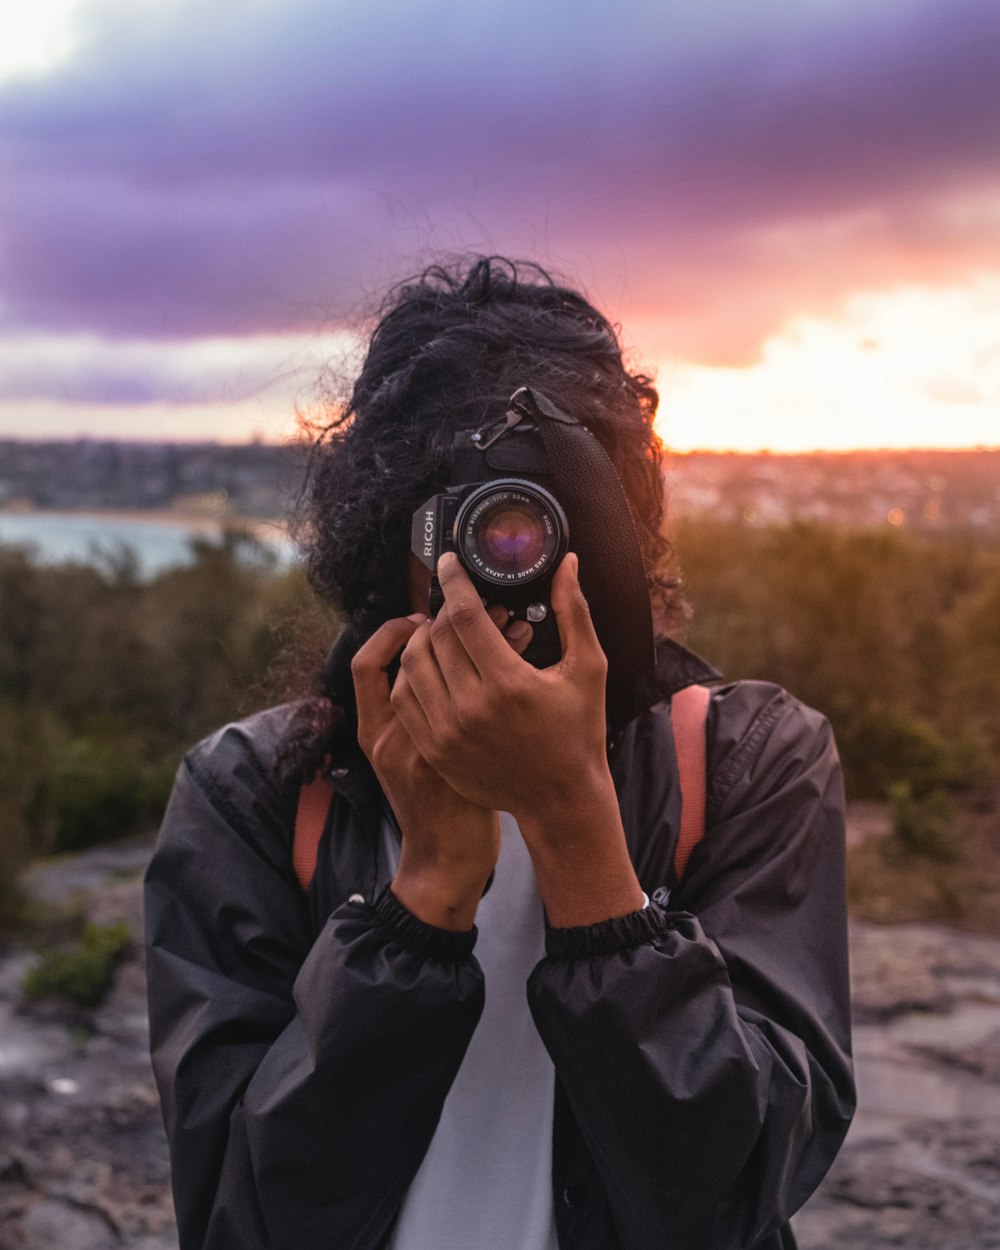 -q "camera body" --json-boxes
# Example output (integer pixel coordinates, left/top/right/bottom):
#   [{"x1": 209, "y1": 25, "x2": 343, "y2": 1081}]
[
  {"x1": 405, "y1": 385, "x2": 655, "y2": 718},
  {"x1": 410, "y1": 423, "x2": 569, "y2": 667}
]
